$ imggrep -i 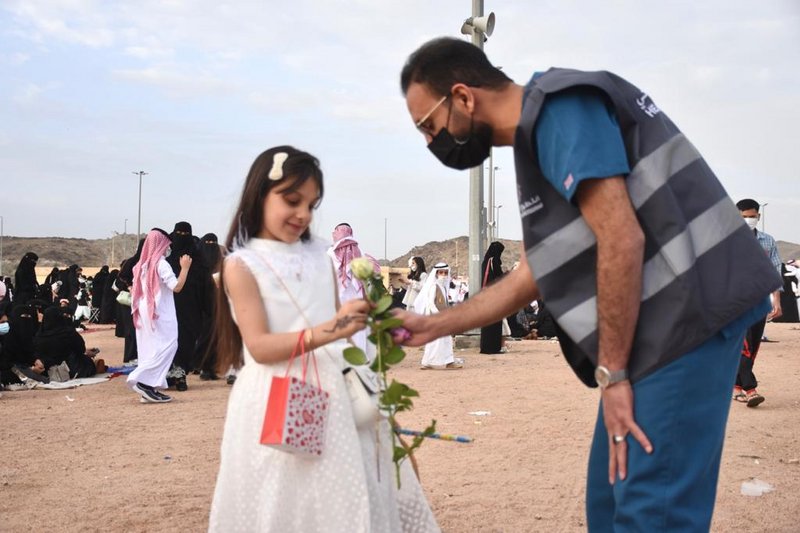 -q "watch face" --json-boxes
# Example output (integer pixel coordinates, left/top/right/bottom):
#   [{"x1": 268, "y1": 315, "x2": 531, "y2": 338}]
[{"x1": 594, "y1": 366, "x2": 609, "y2": 387}]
